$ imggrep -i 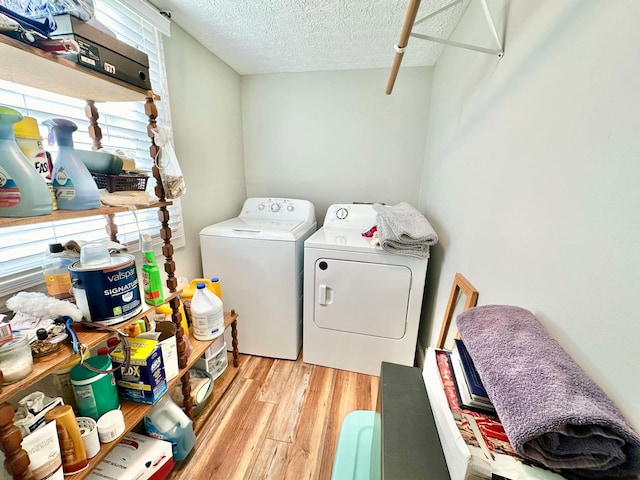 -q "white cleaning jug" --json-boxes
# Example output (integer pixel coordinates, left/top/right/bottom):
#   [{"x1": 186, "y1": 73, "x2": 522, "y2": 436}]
[{"x1": 190, "y1": 282, "x2": 224, "y2": 341}]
